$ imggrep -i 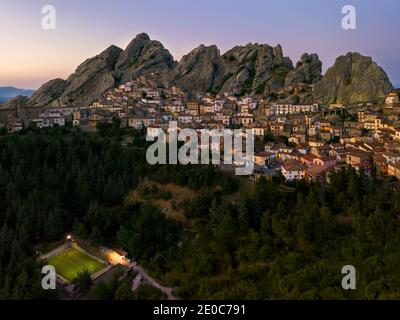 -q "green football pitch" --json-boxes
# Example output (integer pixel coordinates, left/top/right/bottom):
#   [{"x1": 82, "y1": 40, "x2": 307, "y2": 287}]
[{"x1": 48, "y1": 248, "x2": 105, "y2": 282}]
